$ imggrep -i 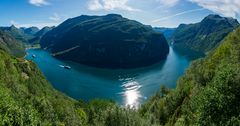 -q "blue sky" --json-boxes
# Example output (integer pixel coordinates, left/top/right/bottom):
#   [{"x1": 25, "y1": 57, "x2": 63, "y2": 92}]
[{"x1": 1, "y1": 0, "x2": 240, "y2": 28}]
